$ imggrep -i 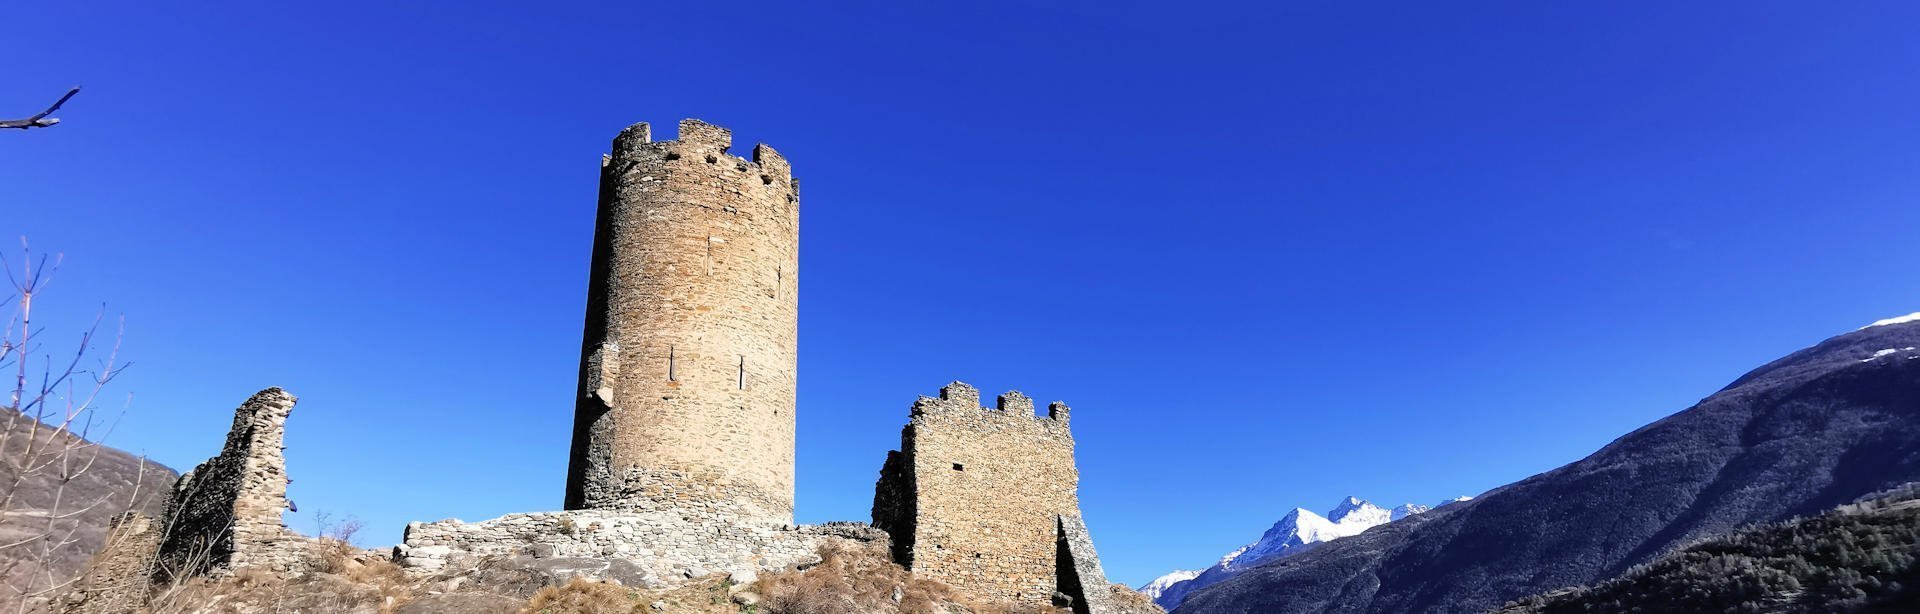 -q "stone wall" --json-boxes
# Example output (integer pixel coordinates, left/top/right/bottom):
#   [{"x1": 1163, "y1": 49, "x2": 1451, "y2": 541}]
[
  {"x1": 871, "y1": 381, "x2": 1113, "y2": 608},
  {"x1": 153, "y1": 388, "x2": 309, "y2": 579},
  {"x1": 396, "y1": 510, "x2": 883, "y2": 585},
  {"x1": 1057, "y1": 515, "x2": 1120, "y2": 614},
  {"x1": 566, "y1": 119, "x2": 801, "y2": 527}
]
